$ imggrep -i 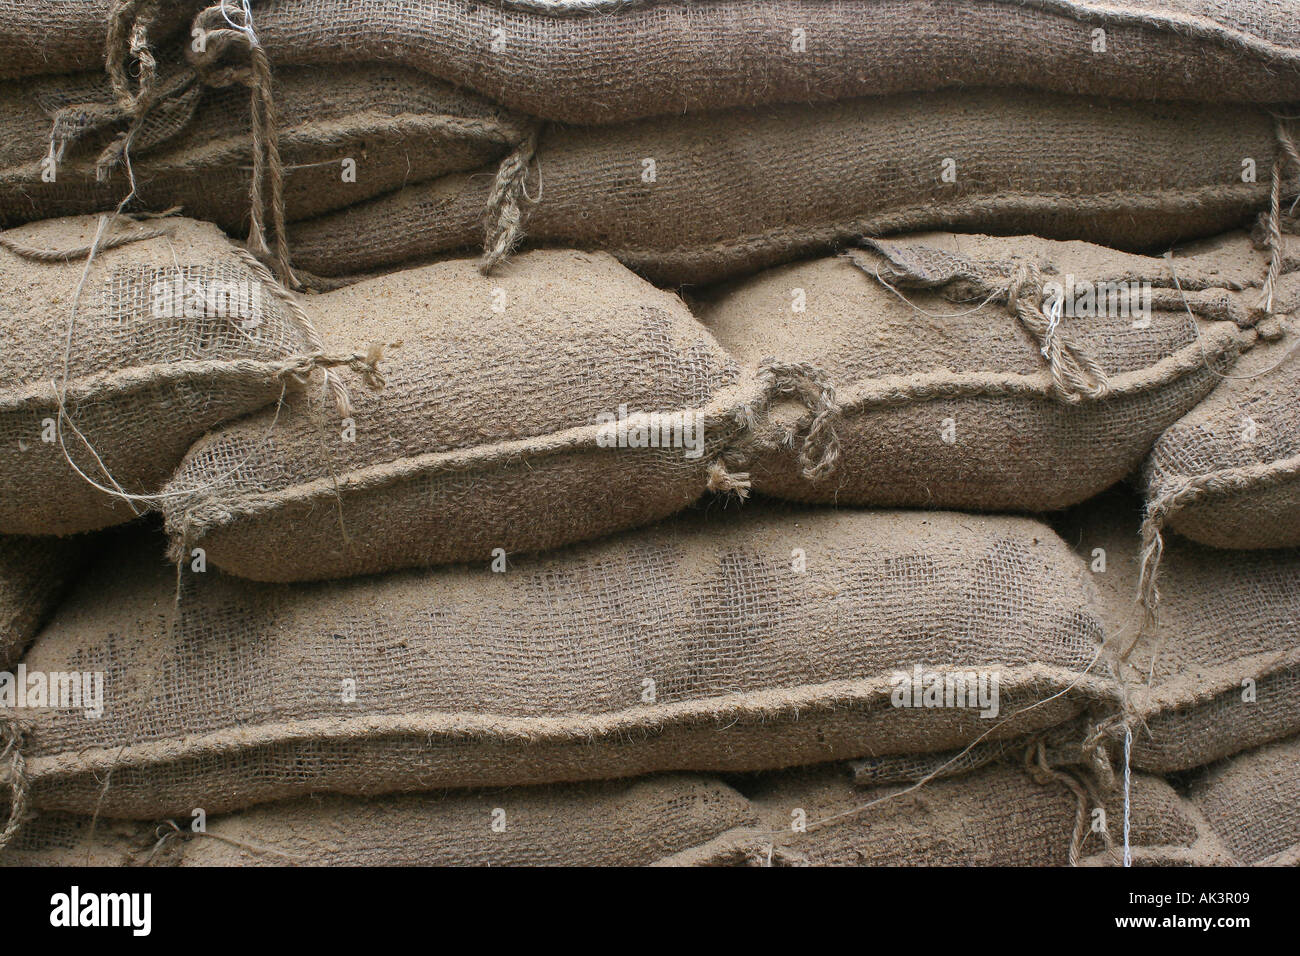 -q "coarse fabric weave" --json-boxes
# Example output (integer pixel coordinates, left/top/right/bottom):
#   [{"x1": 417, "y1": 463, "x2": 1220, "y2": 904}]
[
  {"x1": 1055, "y1": 489, "x2": 1300, "y2": 773},
  {"x1": 0, "y1": 534, "x2": 87, "y2": 671},
  {"x1": 14, "y1": 505, "x2": 1106, "y2": 819},
  {"x1": 699, "y1": 232, "x2": 1261, "y2": 512},
  {"x1": 1145, "y1": 310, "x2": 1300, "y2": 550},
  {"x1": 163, "y1": 250, "x2": 744, "y2": 582},
  {"x1": 0, "y1": 64, "x2": 528, "y2": 232},
  {"x1": 671, "y1": 759, "x2": 1232, "y2": 866},
  {"x1": 0, "y1": 214, "x2": 317, "y2": 535},
  {"x1": 226, "y1": 0, "x2": 1300, "y2": 123},
  {"x1": 288, "y1": 90, "x2": 1285, "y2": 286},
  {"x1": 1186, "y1": 734, "x2": 1300, "y2": 865}
]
